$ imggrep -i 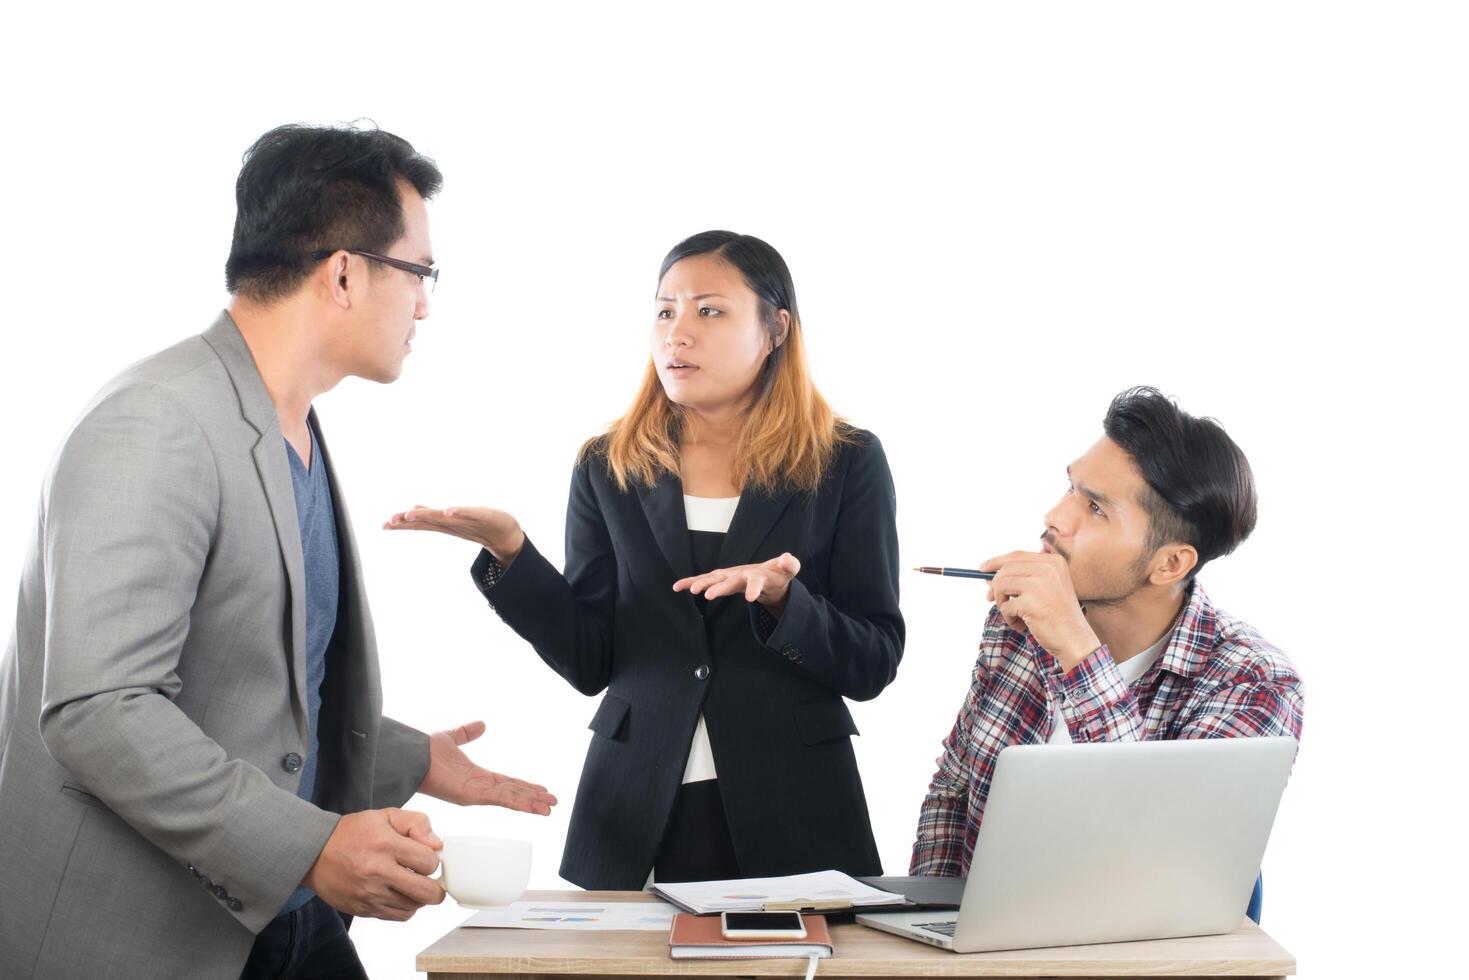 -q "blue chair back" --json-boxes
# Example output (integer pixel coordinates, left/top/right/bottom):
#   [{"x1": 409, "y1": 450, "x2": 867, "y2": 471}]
[{"x1": 1246, "y1": 872, "x2": 1263, "y2": 924}]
